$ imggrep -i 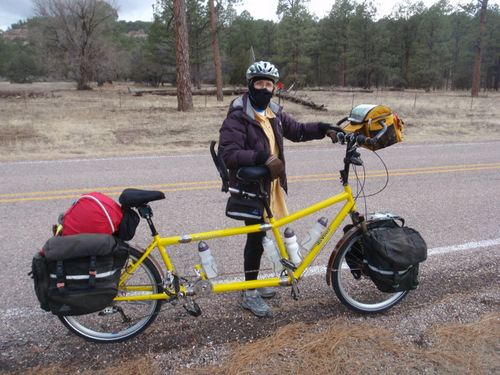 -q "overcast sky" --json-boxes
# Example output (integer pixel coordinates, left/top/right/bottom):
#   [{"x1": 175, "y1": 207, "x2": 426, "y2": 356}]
[{"x1": 1, "y1": 0, "x2": 497, "y2": 32}]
